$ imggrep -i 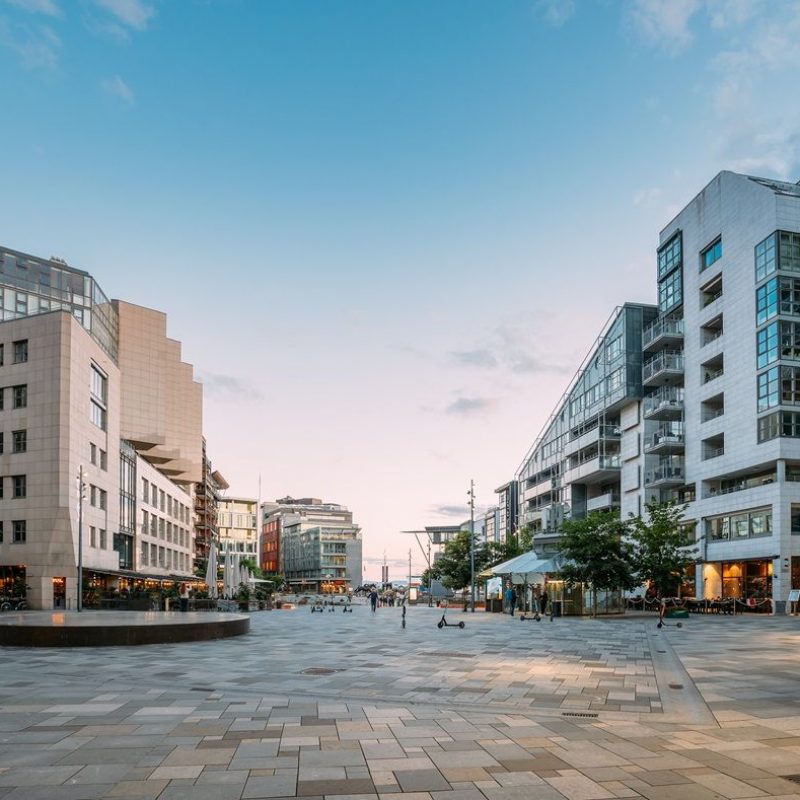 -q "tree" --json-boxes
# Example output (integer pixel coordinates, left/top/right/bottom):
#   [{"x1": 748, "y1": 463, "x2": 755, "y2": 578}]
[
  {"x1": 557, "y1": 510, "x2": 637, "y2": 617},
  {"x1": 436, "y1": 530, "x2": 493, "y2": 590},
  {"x1": 420, "y1": 565, "x2": 442, "y2": 589},
  {"x1": 629, "y1": 499, "x2": 697, "y2": 599}
]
